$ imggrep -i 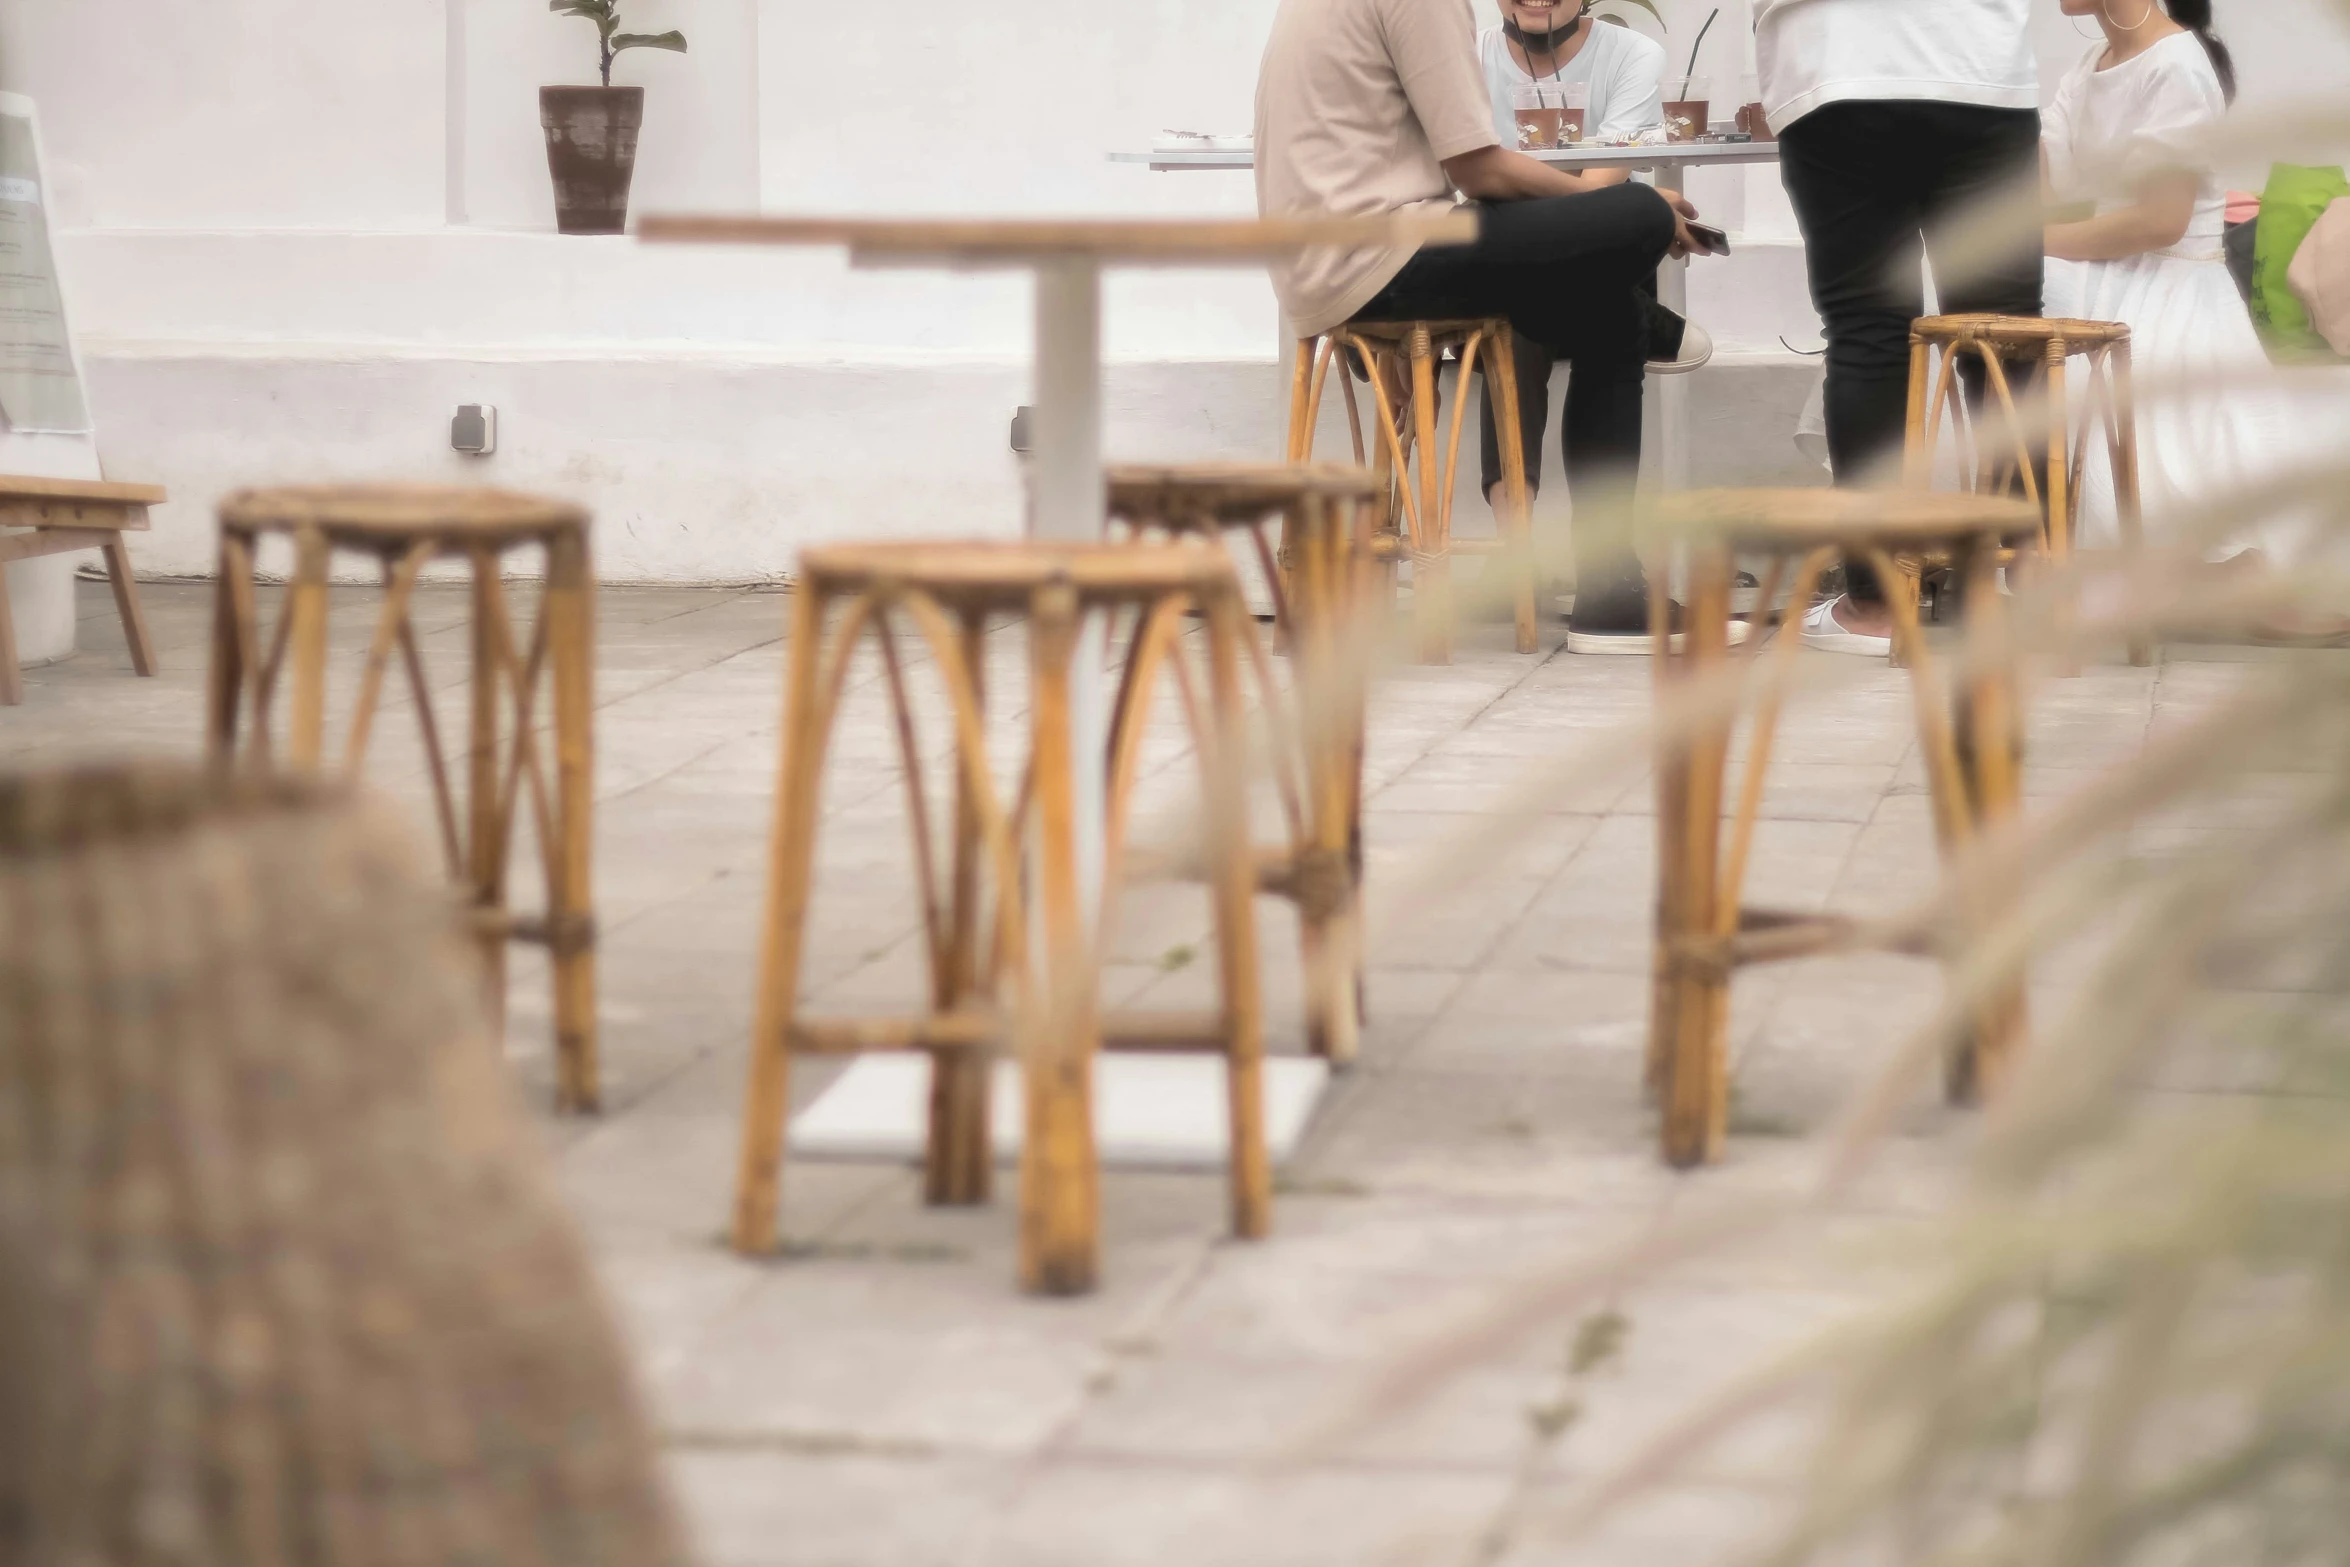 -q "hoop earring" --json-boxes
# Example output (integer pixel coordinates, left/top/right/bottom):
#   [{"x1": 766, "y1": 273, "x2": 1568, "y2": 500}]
[{"x1": 2101, "y1": 0, "x2": 2157, "y2": 29}]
